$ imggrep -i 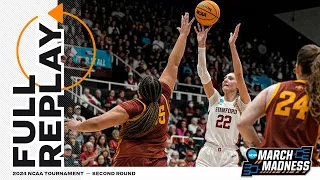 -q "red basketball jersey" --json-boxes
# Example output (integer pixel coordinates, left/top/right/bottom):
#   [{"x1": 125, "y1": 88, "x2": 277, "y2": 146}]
[
  {"x1": 260, "y1": 80, "x2": 320, "y2": 166},
  {"x1": 114, "y1": 82, "x2": 171, "y2": 161}
]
